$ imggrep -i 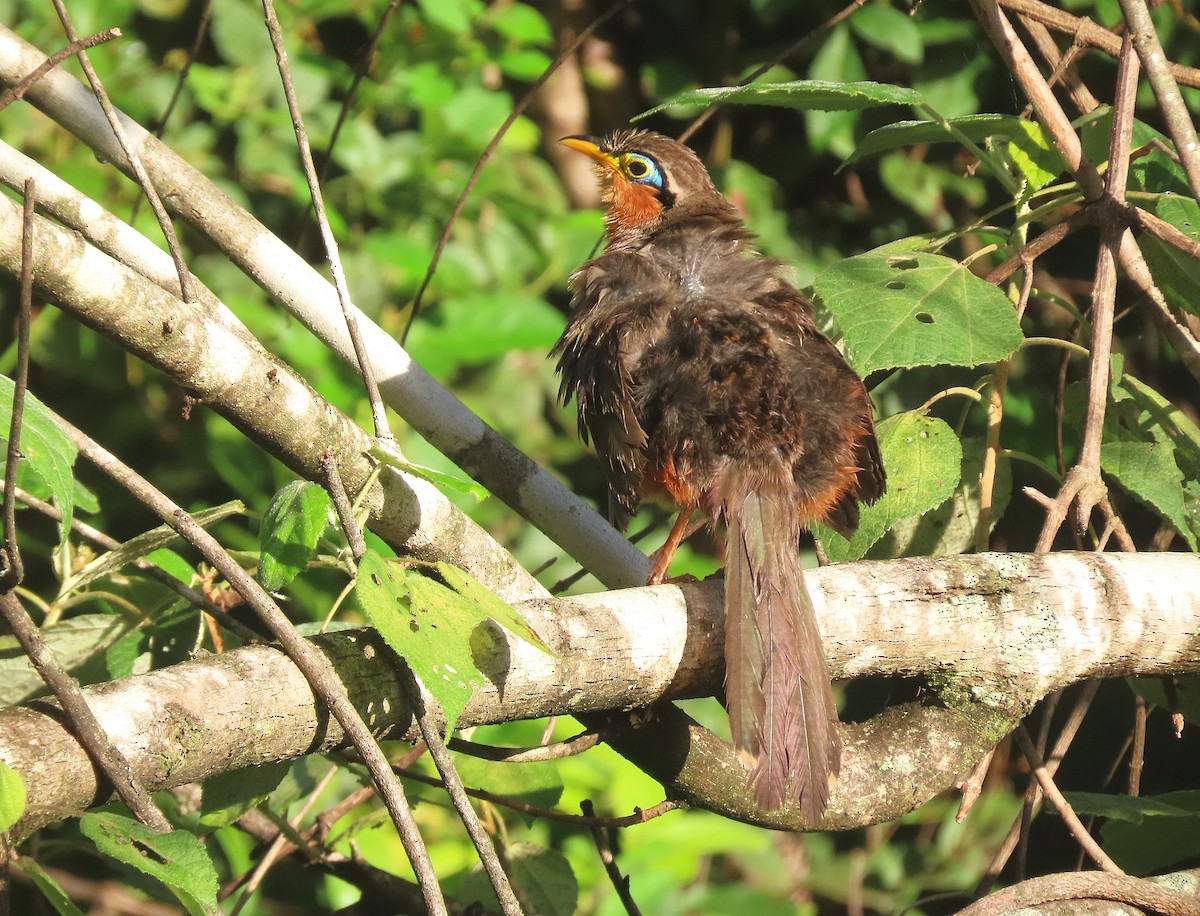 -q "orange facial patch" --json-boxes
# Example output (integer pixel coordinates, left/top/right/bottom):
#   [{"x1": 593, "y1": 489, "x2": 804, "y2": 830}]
[{"x1": 605, "y1": 177, "x2": 665, "y2": 237}]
